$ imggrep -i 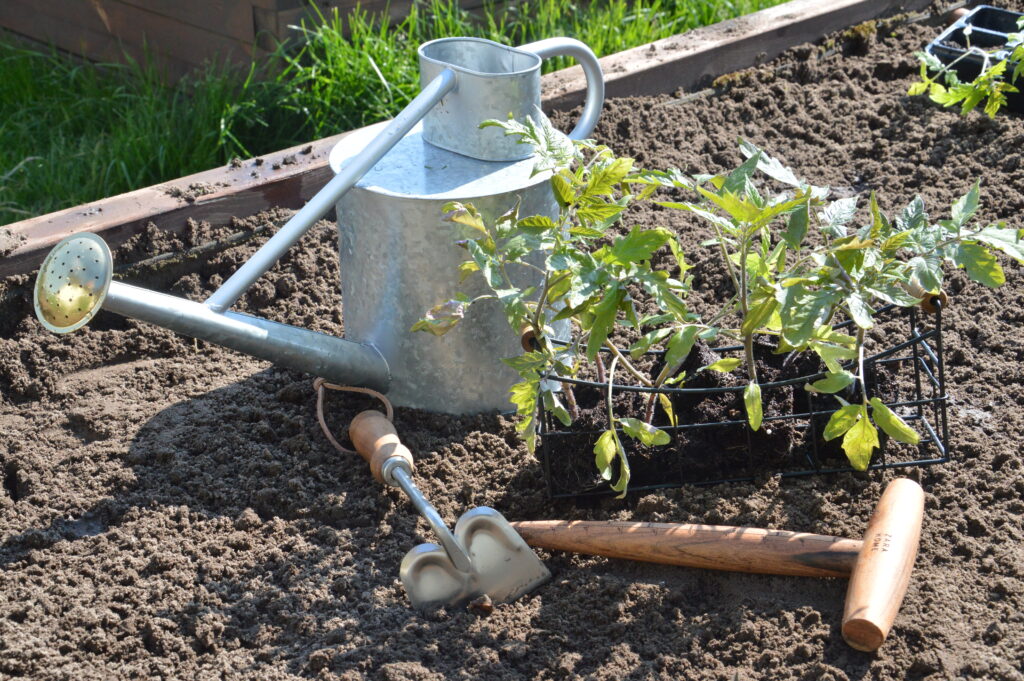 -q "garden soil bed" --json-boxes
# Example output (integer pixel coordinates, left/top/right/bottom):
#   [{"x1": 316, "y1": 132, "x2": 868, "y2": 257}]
[{"x1": 2, "y1": 9, "x2": 1024, "y2": 680}]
